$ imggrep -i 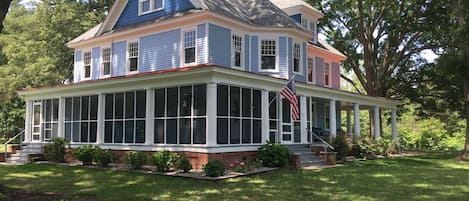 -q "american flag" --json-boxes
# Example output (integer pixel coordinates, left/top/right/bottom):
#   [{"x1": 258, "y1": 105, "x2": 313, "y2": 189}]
[{"x1": 280, "y1": 76, "x2": 299, "y2": 120}]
